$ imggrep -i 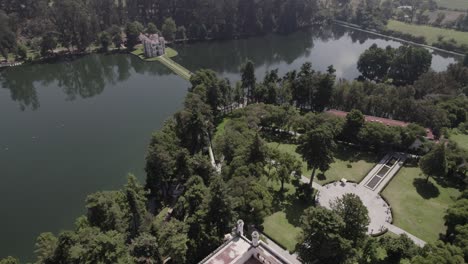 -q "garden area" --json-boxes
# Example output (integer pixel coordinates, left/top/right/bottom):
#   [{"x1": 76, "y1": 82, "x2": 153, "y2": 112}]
[
  {"x1": 435, "y1": 0, "x2": 468, "y2": 10},
  {"x1": 262, "y1": 180, "x2": 310, "y2": 252},
  {"x1": 267, "y1": 142, "x2": 378, "y2": 185},
  {"x1": 382, "y1": 163, "x2": 462, "y2": 242}
]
